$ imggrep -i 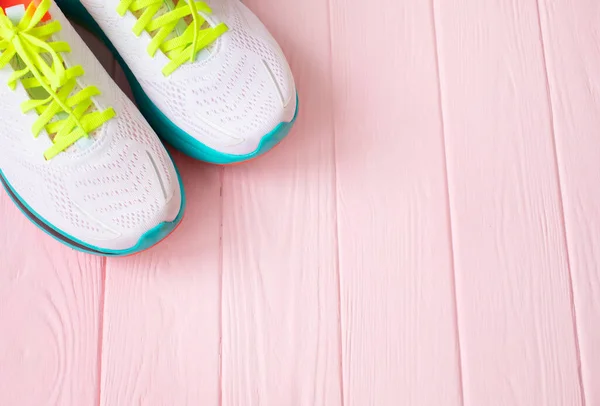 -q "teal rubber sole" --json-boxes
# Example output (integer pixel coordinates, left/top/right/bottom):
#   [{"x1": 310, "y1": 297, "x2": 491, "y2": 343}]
[
  {"x1": 0, "y1": 167, "x2": 186, "y2": 257},
  {"x1": 59, "y1": 0, "x2": 299, "y2": 164}
]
